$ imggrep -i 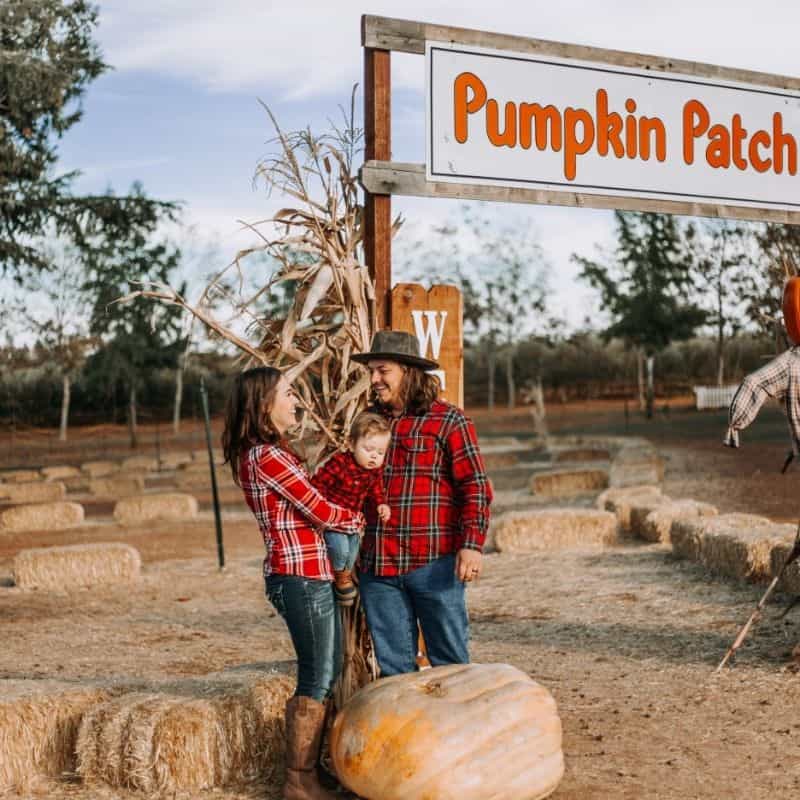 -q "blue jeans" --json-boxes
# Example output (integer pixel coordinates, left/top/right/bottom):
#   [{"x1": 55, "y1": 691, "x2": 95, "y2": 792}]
[
  {"x1": 324, "y1": 530, "x2": 360, "y2": 571},
  {"x1": 265, "y1": 574, "x2": 341, "y2": 702},
  {"x1": 359, "y1": 553, "x2": 469, "y2": 676}
]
